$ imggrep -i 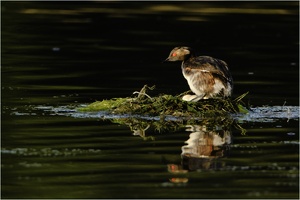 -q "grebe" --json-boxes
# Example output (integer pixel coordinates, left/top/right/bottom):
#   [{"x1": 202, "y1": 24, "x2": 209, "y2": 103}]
[{"x1": 165, "y1": 46, "x2": 233, "y2": 102}]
